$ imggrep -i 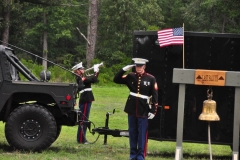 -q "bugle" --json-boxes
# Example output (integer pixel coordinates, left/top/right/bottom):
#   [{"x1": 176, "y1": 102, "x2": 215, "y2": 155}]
[{"x1": 85, "y1": 62, "x2": 104, "y2": 72}]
